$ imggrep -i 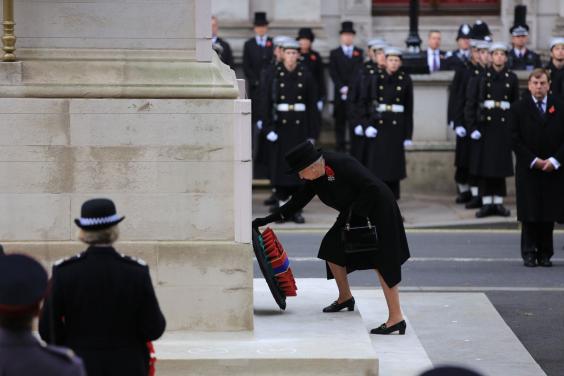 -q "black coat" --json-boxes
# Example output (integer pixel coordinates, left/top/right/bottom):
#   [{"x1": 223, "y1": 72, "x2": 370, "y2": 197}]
[
  {"x1": 362, "y1": 69, "x2": 414, "y2": 181},
  {"x1": 465, "y1": 67, "x2": 519, "y2": 178},
  {"x1": 444, "y1": 49, "x2": 469, "y2": 71},
  {"x1": 263, "y1": 64, "x2": 319, "y2": 186},
  {"x1": 39, "y1": 246, "x2": 166, "y2": 376},
  {"x1": 213, "y1": 36, "x2": 234, "y2": 68},
  {"x1": 425, "y1": 49, "x2": 448, "y2": 72},
  {"x1": 329, "y1": 46, "x2": 364, "y2": 118},
  {"x1": 547, "y1": 61, "x2": 564, "y2": 98},
  {"x1": 510, "y1": 95, "x2": 564, "y2": 222},
  {"x1": 299, "y1": 49, "x2": 326, "y2": 100},
  {"x1": 243, "y1": 37, "x2": 274, "y2": 94},
  {"x1": 276, "y1": 152, "x2": 410, "y2": 288},
  {"x1": 507, "y1": 49, "x2": 542, "y2": 71}
]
